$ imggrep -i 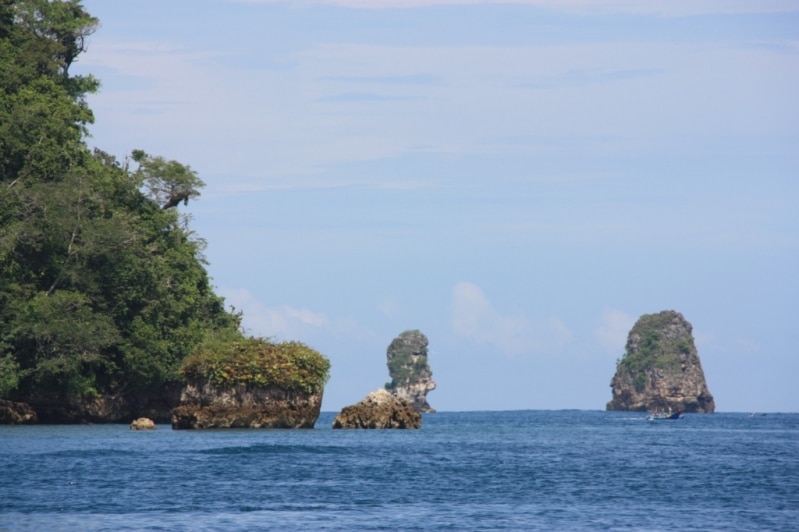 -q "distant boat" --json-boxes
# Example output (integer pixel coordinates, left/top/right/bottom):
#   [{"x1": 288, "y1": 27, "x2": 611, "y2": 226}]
[{"x1": 648, "y1": 409, "x2": 682, "y2": 420}]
